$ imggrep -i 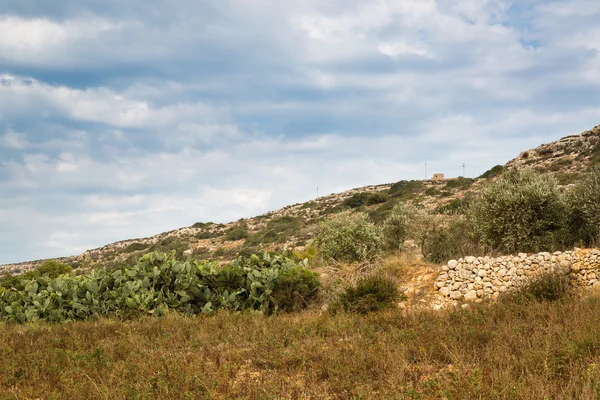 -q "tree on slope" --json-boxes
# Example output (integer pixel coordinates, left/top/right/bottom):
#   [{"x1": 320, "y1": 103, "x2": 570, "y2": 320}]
[{"x1": 468, "y1": 168, "x2": 567, "y2": 254}]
